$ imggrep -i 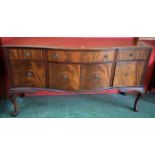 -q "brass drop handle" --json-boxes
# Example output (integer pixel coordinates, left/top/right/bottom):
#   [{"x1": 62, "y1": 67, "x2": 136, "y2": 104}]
[
  {"x1": 104, "y1": 54, "x2": 108, "y2": 59},
  {"x1": 24, "y1": 51, "x2": 31, "y2": 57},
  {"x1": 94, "y1": 75, "x2": 100, "y2": 80},
  {"x1": 129, "y1": 53, "x2": 134, "y2": 57},
  {"x1": 26, "y1": 71, "x2": 33, "y2": 77},
  {"x1": 52, "y1": 53, "x2": 60, "y2": 59},
  {"x1": 62, "y1": 75, "x2": 68, "y2": 80}
]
